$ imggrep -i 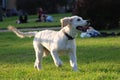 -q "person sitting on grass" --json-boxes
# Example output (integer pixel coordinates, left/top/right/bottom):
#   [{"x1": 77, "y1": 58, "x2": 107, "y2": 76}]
[
  {"x1": 16, "y1": 10, "x2": 28, "y2": 24},
  {"x1": 36, "y1": 7, "x2": 45, "y2": 22},
  {"x1": 80, "y1": 27, "x2": 101, "y2": 38},
  {"x1": 44, "y1": 14, "x2": 54, "y2": 22},
  {"x1": 80, "y1": 26, "x2": 119, "y2": 38}
]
